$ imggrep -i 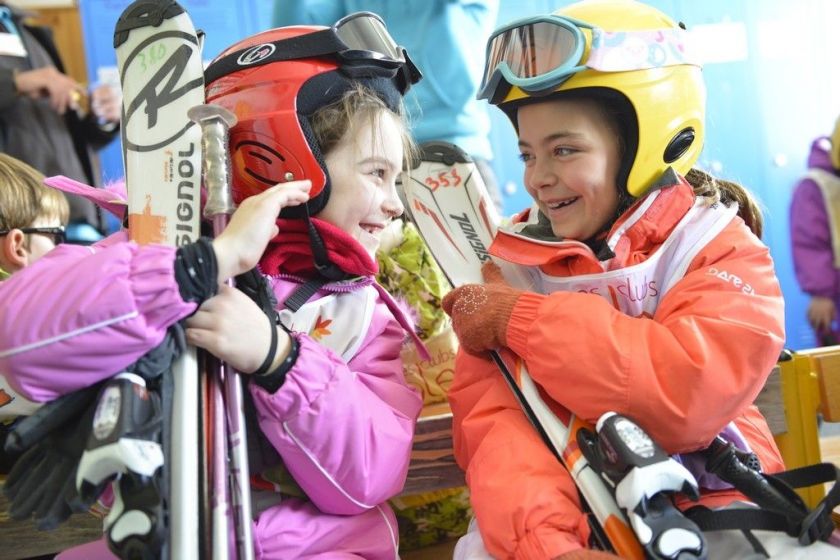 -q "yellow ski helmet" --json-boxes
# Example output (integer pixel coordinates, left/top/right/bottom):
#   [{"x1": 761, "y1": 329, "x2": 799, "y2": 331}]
[
  {"x1": 478, "y1": 0, "x2": 705, "y2": 197},
  {"x1": 831, "y1": 115, "x2": 840, "y2": 170}
]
